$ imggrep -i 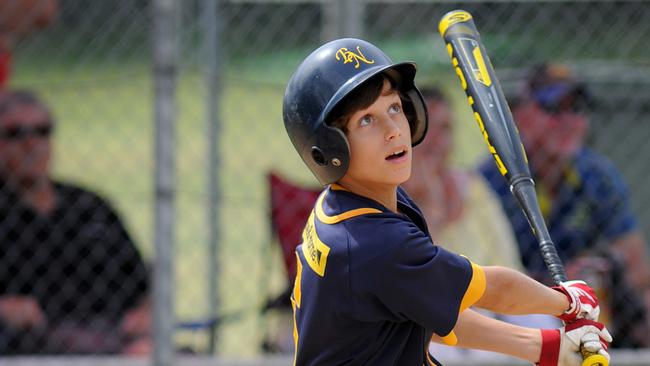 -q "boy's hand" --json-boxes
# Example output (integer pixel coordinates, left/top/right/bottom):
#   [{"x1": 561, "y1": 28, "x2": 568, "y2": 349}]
[
  {"x1": 538, "y1": 319, "x2": 612, "y2": 366},
  {"x1": 552, "y1": 280, "x2": 600, "y2": 322}
]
